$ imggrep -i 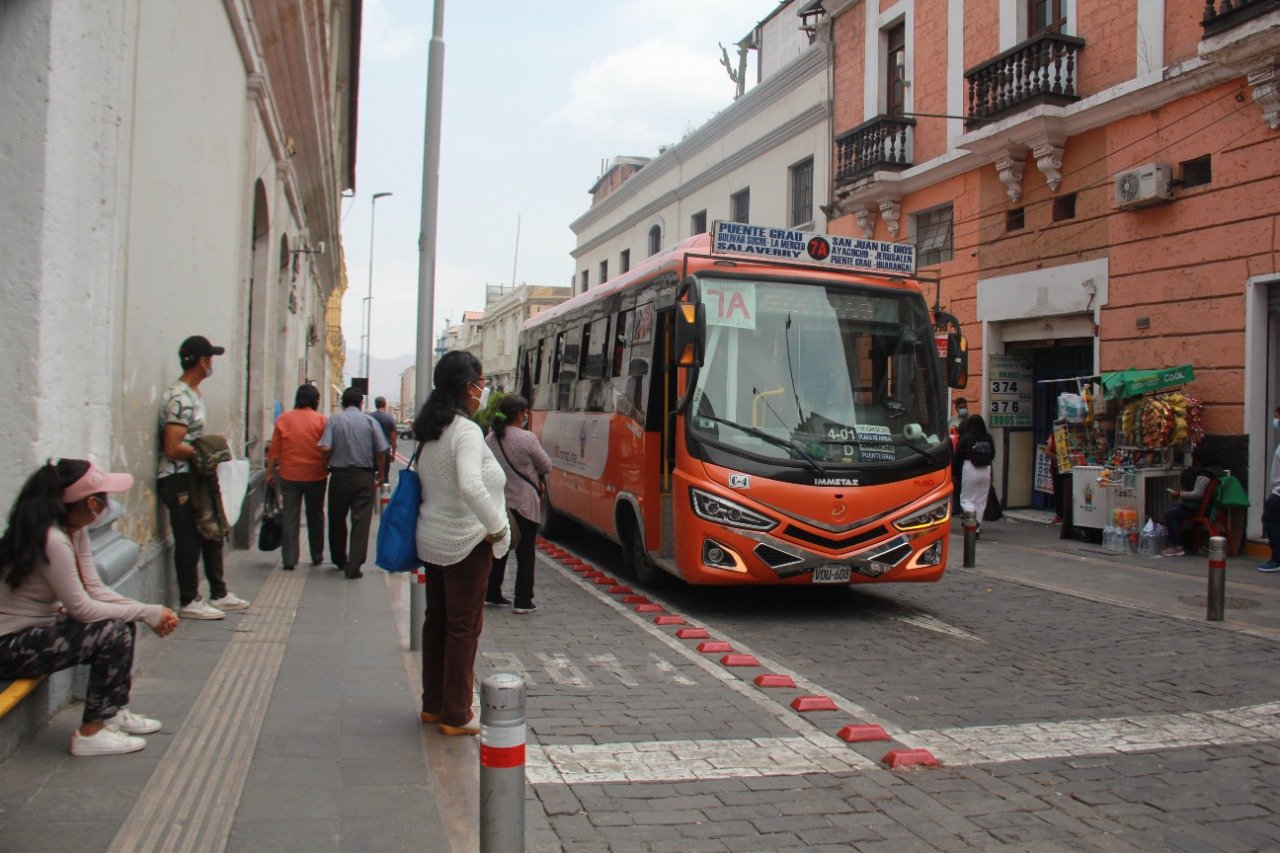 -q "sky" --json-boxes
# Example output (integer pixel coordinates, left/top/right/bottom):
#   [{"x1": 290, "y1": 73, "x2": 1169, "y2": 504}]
[{"x1": 339, "y1": 0, "x2": 778, "y2": 381}]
